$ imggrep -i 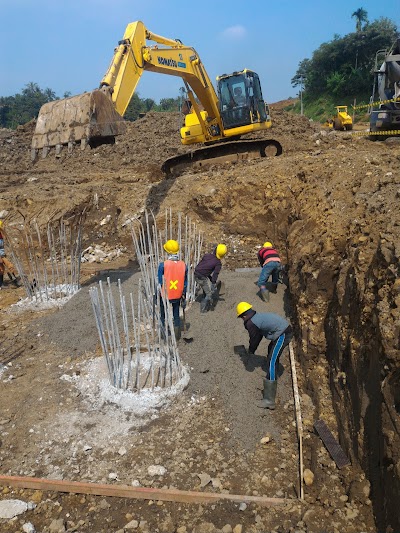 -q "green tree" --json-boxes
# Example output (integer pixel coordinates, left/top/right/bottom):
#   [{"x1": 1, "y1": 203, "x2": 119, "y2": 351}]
[
  {"x1": 292, "y1": 15, "x2": 397, "y2": 102},
  {"x1": 352, "y1": 8, "x2": 368, "y2": 32},
  {"x1": 158, "y1": 97, "x2": 180, "y2": 111},
  {"x1": 0, "y1": 83, "x2": 58, "y2": 128}
]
